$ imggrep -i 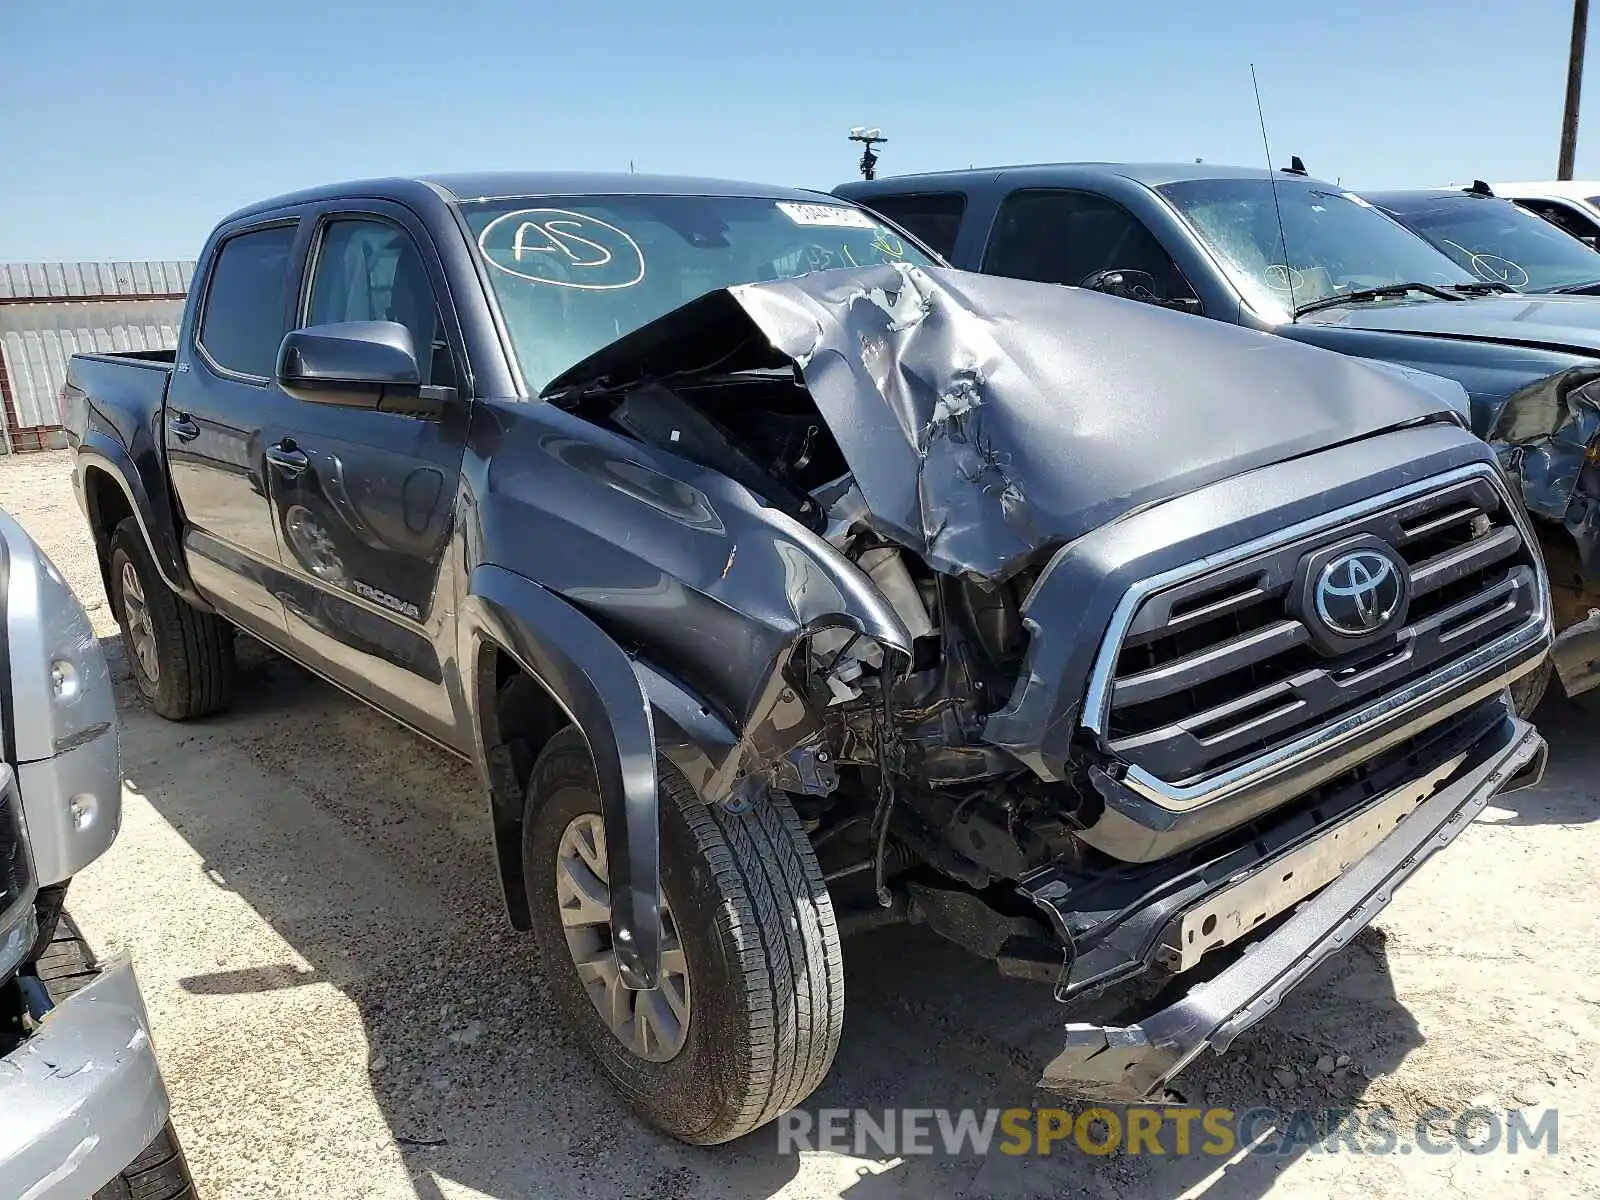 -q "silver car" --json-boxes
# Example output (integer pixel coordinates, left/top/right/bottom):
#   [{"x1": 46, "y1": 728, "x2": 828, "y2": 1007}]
[{"x1": 0, "y1": 507, "x2": 195, "y2": 1200}]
